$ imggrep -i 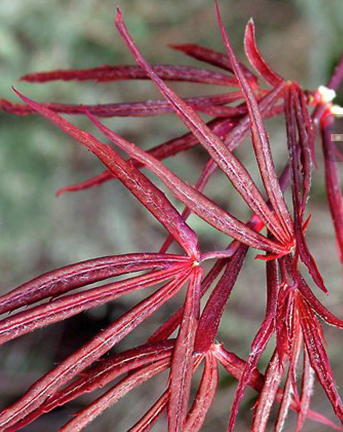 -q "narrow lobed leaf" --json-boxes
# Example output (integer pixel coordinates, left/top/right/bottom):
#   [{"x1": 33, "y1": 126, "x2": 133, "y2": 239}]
[
  {"x1": 252, "y1": 350, "x2": 285, "y2": 432},
  {"x1": 293, "y1": 86, "x2": 313, "y2": 214},
  {"x1": 0, "y1": 92, "x2": 243, "y2": 118},
  {"x1": 0, "y1": 266, "x2": 186, "y2": 347},
  {"x1": 0, "y1": 270, "x2": 192, "y2": 430},
  {"x1": 194, "y1": 244, "x2": 248, "y2": 353},
  {"x1": 0, "y1": 253, "x2": 189, "y2": 315},
  {"x1": 20, "y1": 64, "x2": 238, "y2": 86},
  {"x1": 8, "y1": 341, "x2": 175, "y2": 431},
  {"x1": 56, "y1": 116, "x2": 232, "y2": 196},
  {"x1": 86, "y1": 110, "x2": 288, "y2": 254},
  {"x1": 215, "y1": 2, "x2": 293, "y2": 243},
  {"x1": 184, "y1": 351, "x2": 219, "y2": 432},
  {"x1": 14, "y1": 89, "x2": 200, "y2": 258},
  {"x1": 295, "y1": 348, "x2": 315, "y2": 432},
  {"x1": 169, "y1": 43, "x2": 258, "y2": 85},
  {"x1": 285, "y1": 88, "x2": 327, "y2": 294},
  {"x1": 321, "y1": 115, "x2": 343, "y2": 263},
  {"x1": 274, "y1": 327, "x2": 302, "y2": 432},
  {"x1": 59, "y1": 358, "x2": 171, "y2": 432},
  {"x1": 294, "y1": 271, "x2": 343, "y2": 328},
  {"x1": 227, "y1": 258, "x2": 279, "y2": 432},
  {"x1": 214, "y1": 344, "x2": 342, "y2": 430},
  {"x1": 148, "y1": 255, "x2": 229, "y2": 344},
  {"x1": 297, "y1": 294, "x2": 343, "y2": 423},
  {"x1": 57, "y1": 86, "x2": 283, "y2": 198},
  {"x1": 168, "y1": 266, "x2": 202, "y2": 432},
  {"x1": 244, "y1": 19, "x2": 284, "y2": 87},
  {"x1": 115, "y1": 7, "x2": 292, "y2": 246}
]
